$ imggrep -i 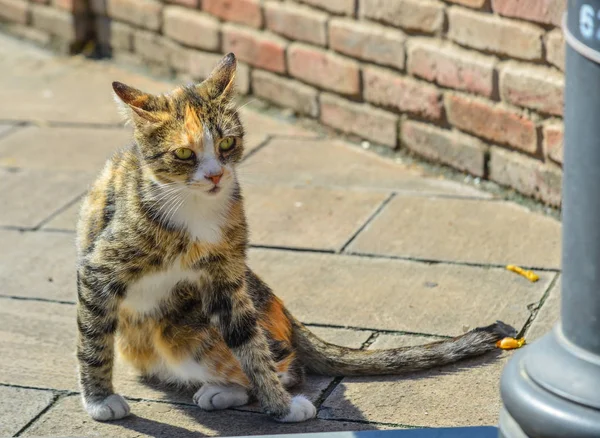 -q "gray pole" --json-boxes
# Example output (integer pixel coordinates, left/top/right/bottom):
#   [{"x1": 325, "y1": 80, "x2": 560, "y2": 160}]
[{"x1": 498, "y1": 1, "x2": 600, "y2": 436}]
